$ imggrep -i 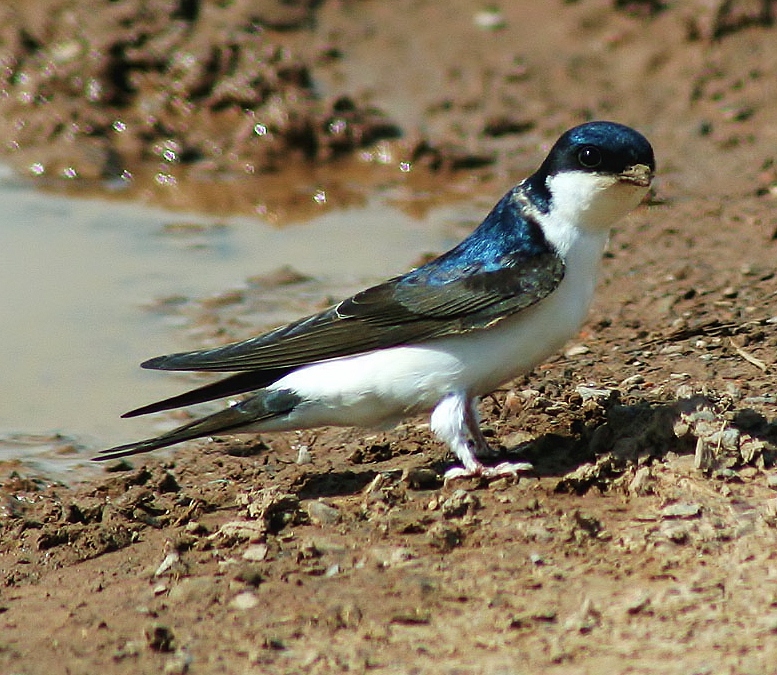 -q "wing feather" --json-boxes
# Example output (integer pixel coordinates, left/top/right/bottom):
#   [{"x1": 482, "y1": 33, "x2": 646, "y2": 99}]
[{"x1": 143, "y1": 251, "x2": 564, "y2": 373}]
